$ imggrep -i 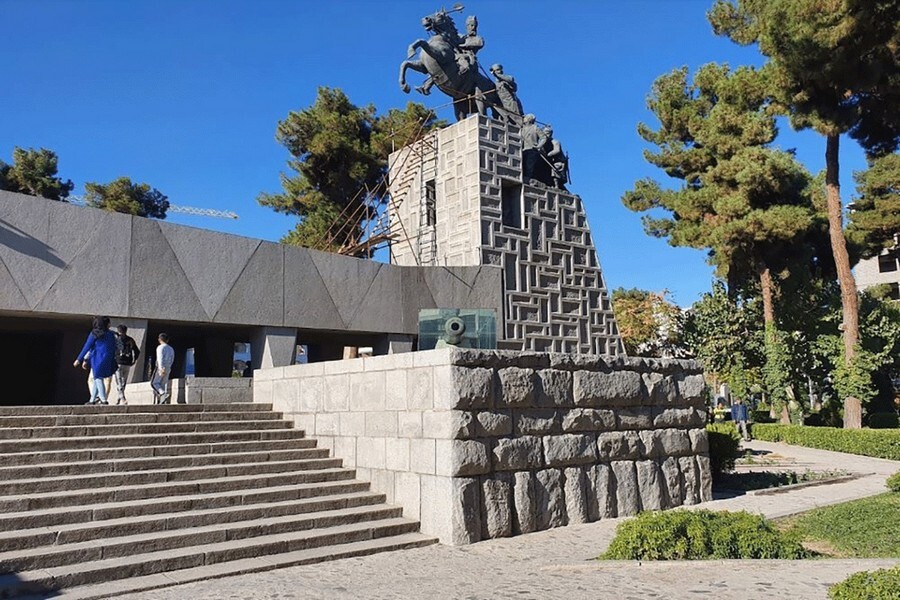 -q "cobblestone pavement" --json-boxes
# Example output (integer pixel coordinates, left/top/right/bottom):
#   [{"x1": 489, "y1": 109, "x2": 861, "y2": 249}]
[{"x1": 124, "y1": 441, "x2": 900, "y2": 600}]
